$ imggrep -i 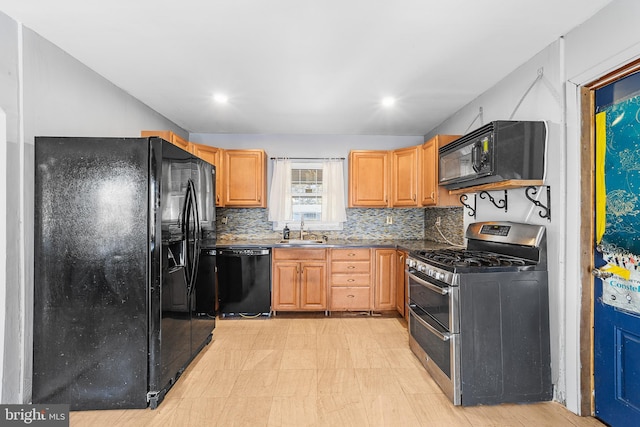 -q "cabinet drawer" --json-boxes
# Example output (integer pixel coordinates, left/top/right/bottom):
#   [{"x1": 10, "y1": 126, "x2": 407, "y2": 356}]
[
  {"x1": 331, "y1": 248, "x2": 371, "y2": 261},
  {"x1": 331, "y1": 274, "x2": 370, "y2": 287},
  {"x1": 273, "y1": 248, "x2": 327, "y2": 261},
  {"x1": 331, "y1": 287, "x2": 371, "y2": 310},
  {"x1": 331, "y1": 261, "x2": 370, "y2": 274}
]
